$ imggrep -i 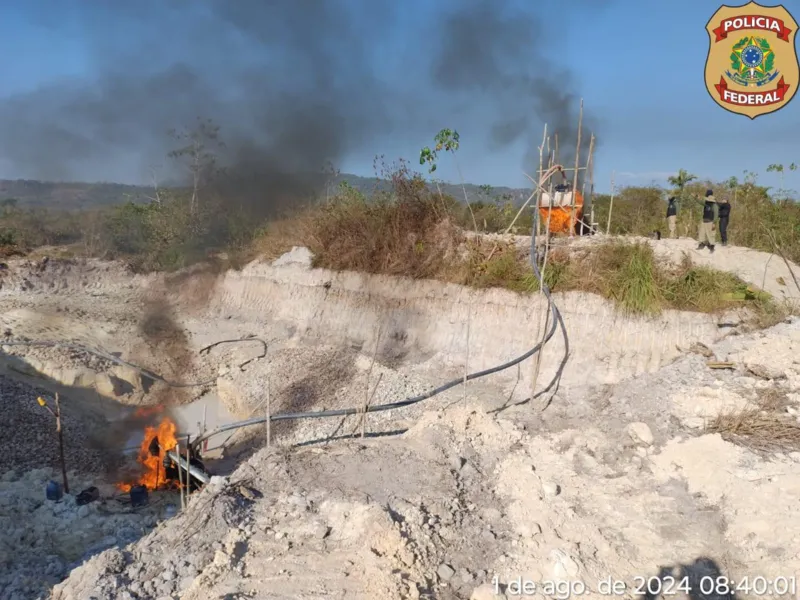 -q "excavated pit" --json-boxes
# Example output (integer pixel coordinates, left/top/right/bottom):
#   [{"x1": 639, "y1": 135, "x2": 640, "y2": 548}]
[{"x1": 1, "y1": 239, "x2": 799, "y2": 599}]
